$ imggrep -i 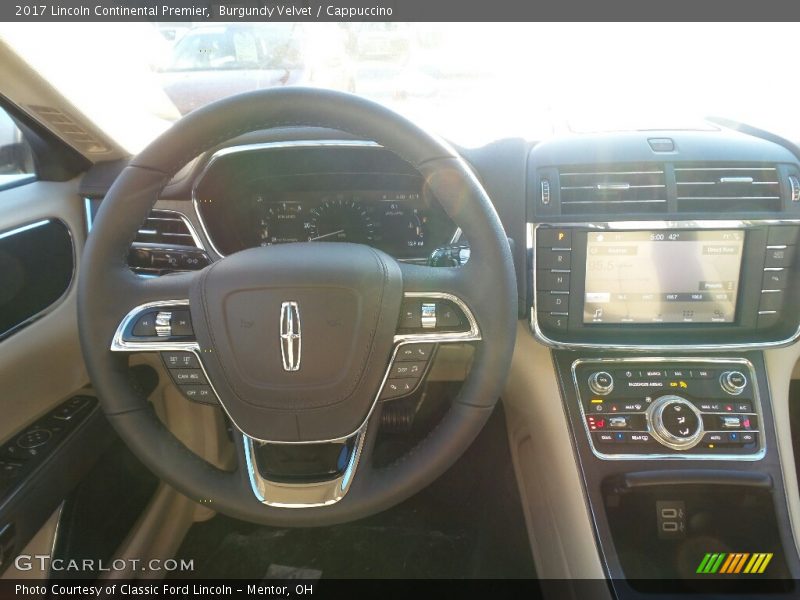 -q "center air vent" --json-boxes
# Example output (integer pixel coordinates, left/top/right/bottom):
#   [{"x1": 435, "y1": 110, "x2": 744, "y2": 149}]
[
  {"x1": 675, "y1": 165, "x2": 781, "y2": 212},
  {"x1": 558, "y1": 166, "x2": 667, "y2": 215},
  {"x1": 135, "y1": 209, "x2": 199, "y2": 247}
]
